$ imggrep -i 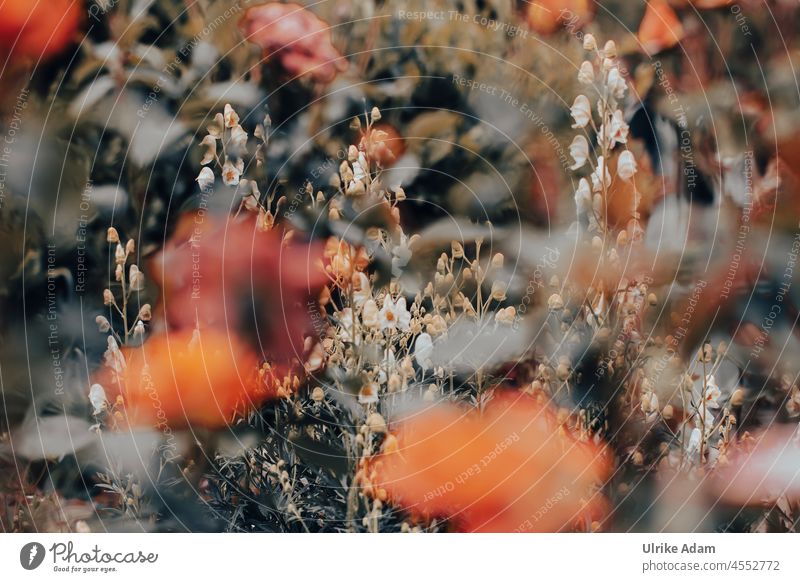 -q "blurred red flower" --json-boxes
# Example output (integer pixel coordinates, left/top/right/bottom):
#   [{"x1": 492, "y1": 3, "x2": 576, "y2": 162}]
[
  {"x1": 98, "y1": 329, "x2": 265, "y2": 429},
  {"x1": 149, "y1": 213, "x2": 326, "y2": 364},
  {"x1": 239, "y1": 2, "x2": 347, "y2": 83},
  {"x1": 0, "y1": 0, "x2": 81, "y2": 60},
  {"x1": 374, "y1": 394, "x2": 610, "y2": 532}
]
